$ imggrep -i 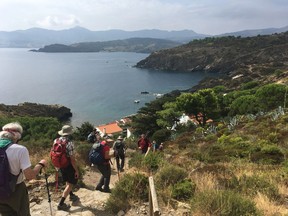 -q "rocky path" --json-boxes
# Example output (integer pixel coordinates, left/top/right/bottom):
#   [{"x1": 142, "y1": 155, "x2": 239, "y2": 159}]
[
  {"x1": 29, "y1": 158, "x2": 187, "y2": 216},
  {"x1": 29, "y1": 163, "x2": 122, "y2": 216}
]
